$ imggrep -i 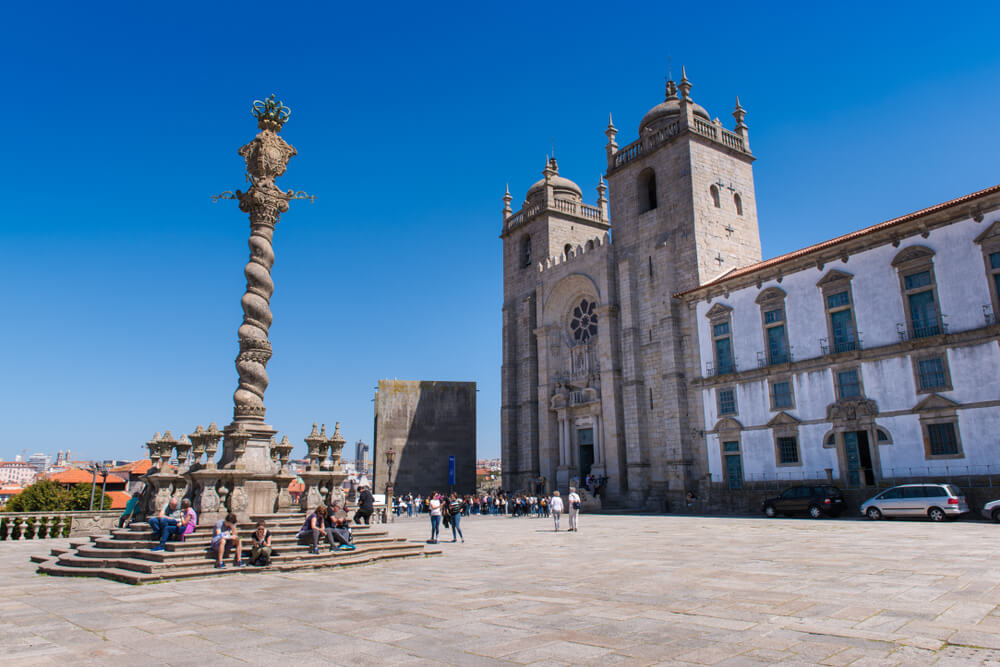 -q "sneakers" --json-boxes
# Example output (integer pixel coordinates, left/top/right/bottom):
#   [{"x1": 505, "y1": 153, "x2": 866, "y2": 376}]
[
  {"x1": 214, "y1": 563, "x2": 225, "y2": 569},
  {"x1": 234, "y1": 560, "x2": 244, "y2": 567},
  {"x1": 150, "y1": 545, "x2": 165, "y2": 552}
]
